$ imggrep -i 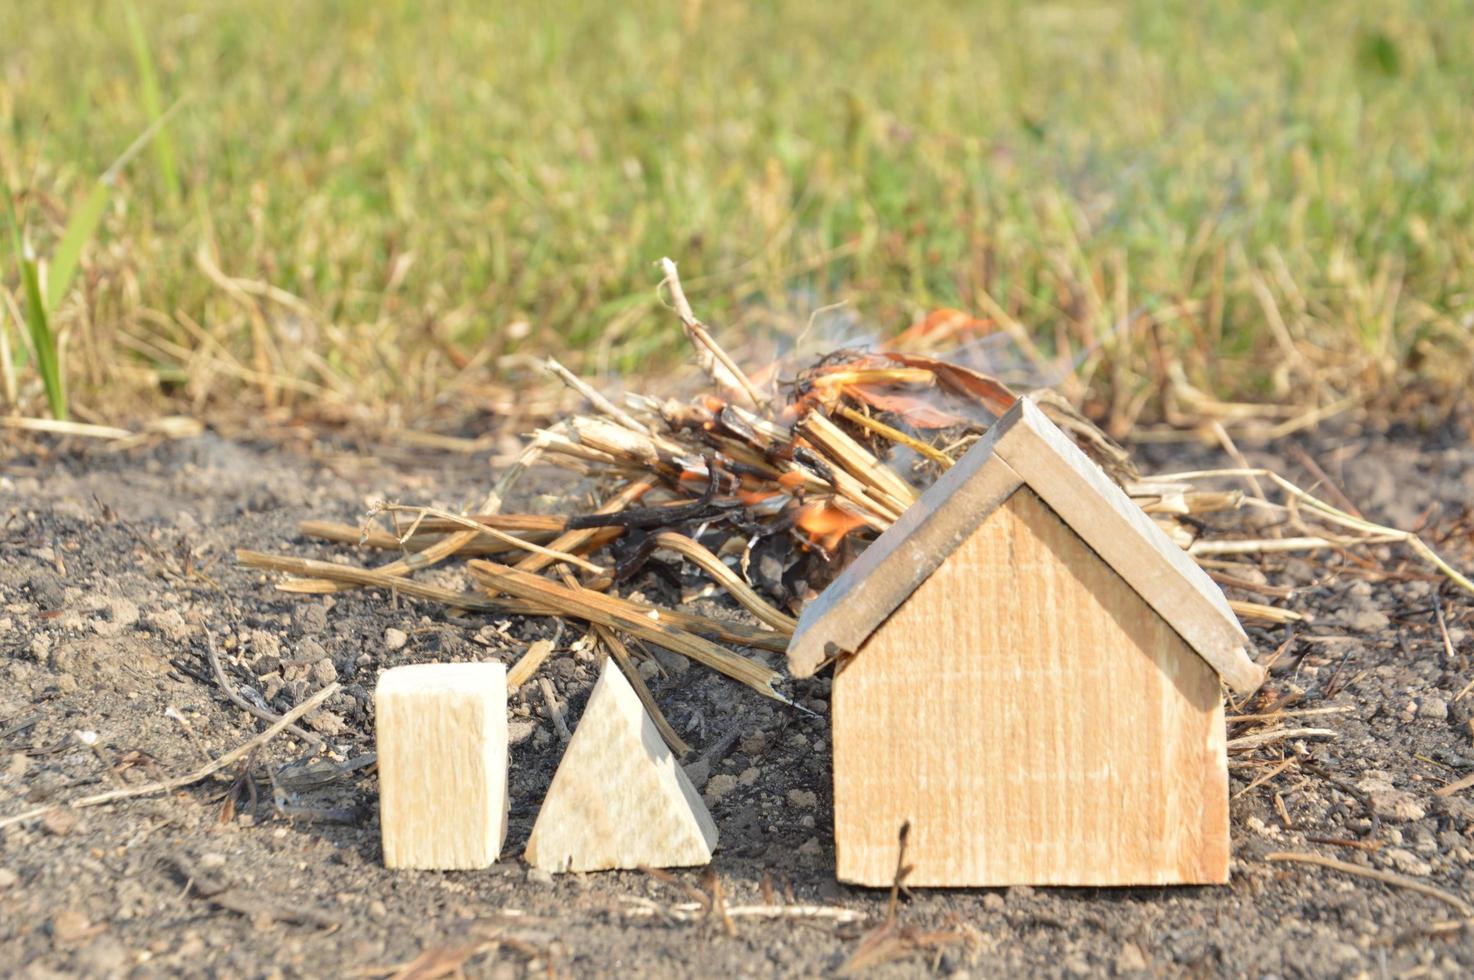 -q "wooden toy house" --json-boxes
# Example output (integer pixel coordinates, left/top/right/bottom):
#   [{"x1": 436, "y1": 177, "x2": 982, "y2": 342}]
[{"x1": 787, "y1": 398, "x2": 1265, "y2": 887}]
